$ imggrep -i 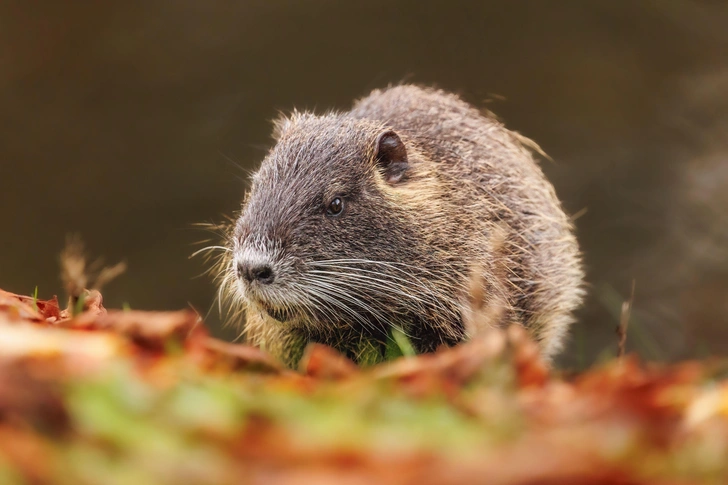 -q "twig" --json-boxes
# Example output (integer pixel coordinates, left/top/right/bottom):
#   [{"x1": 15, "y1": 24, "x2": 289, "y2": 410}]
[
  {"x1": 617, "y1": 280, "x2": 636, "y2": 359},
  {"x1": 60, "y1": 234, "x2": 126, "y2": 315}
]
